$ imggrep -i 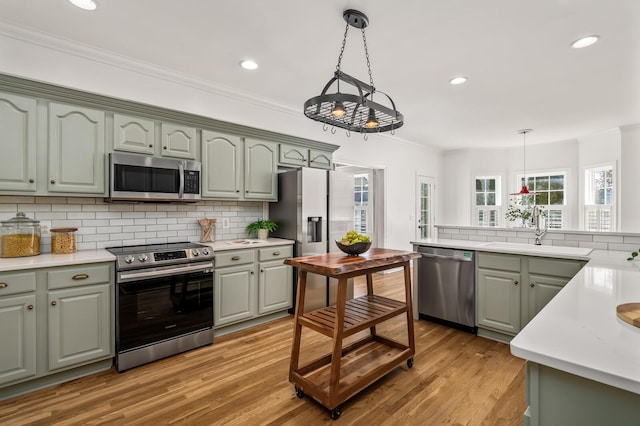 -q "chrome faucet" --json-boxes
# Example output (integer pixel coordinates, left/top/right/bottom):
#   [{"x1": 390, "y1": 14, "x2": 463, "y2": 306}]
[{"x1": 532, "y1": 205, "x2": 547, "y2": 245}]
